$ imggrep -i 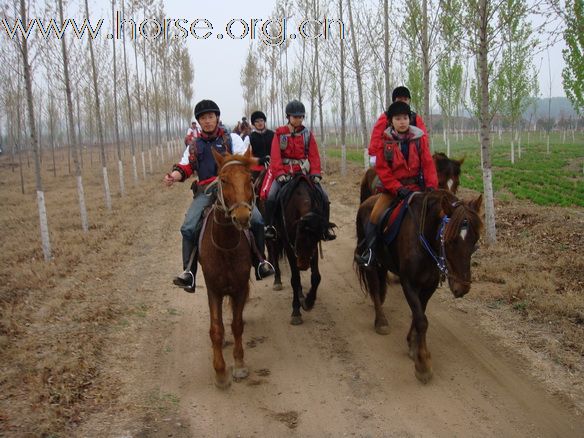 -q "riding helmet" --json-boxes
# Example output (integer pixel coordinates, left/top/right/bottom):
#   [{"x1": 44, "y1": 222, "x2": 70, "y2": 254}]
[
  {"x1": 385, "y1": 101, "x2": 411, "y2": 119},
  {"x1": 194, "y1": 99, "x2": 220, "y2": 120},
  {"x1": 251, "y1": 110, "x2": 267, "y2": 124},
  {"x1": 391, "y1": 86, "x2": 412, "y2": 102},
  {"x1": 285, "y1": 100, "x2": 306, "y2": 117}
]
